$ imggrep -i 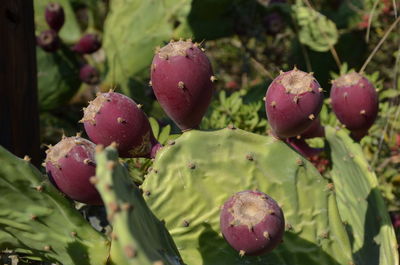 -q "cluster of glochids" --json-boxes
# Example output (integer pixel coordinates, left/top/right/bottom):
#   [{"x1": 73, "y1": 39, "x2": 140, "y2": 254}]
[
  {"x1": 44, "y1": 38, "x2": 378, "y2": 258},
  {"x1": 36, "y1": 2, "x2": 102, "y2": 85},
  {"x1": 264, "y1": 67, "x2": 378, "y2": 157}
]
